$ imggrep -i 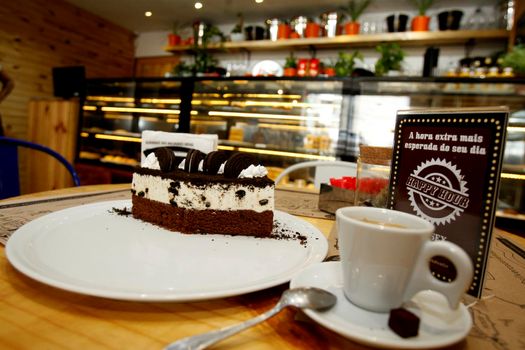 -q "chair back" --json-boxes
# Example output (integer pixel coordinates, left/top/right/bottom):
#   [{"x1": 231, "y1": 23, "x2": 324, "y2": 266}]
[
  {"x1": 274, "y1": 160, "x2": 357, "y2": 189},
  {"x1": 0, "y1": 137, "x2": 80, "y2": 199}
]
